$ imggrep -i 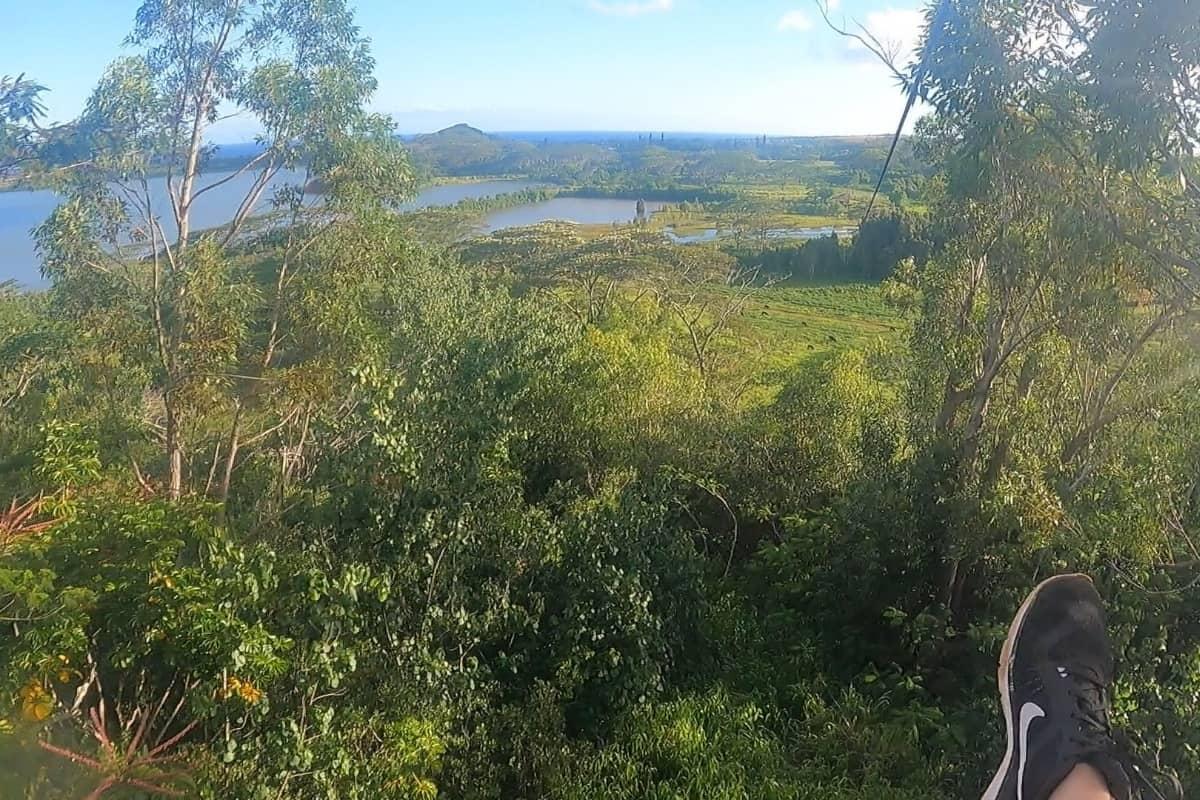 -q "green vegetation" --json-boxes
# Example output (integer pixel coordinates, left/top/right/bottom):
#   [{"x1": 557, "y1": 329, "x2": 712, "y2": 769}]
[
  {"x1": 726, "y1": 282, "x2": 903, "y2": 379},
  {"x1": 407, "y1": 123, "x2": 620, "y2": 184},
  {"x1": 404, "y1": 118, "x2": 928, "y2": 238},
  {"x1": 398, "y1": 187, "x2": 560, "y2": 244},
  {"x1": 2, "y1": 1, "x2": 1200, "y2": 799},
  {"x1": 0, "y1": 74, "x2": 45, "y2": 180}
]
